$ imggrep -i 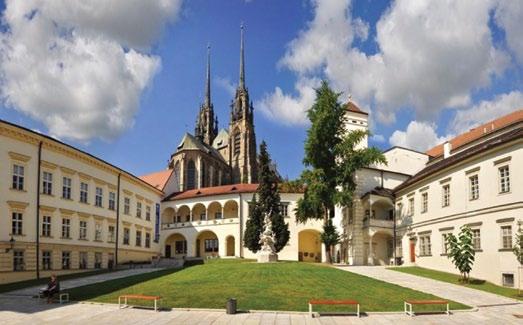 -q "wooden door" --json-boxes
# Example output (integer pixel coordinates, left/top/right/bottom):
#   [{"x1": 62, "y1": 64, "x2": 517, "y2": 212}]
[
  {"x1": 165, "y1": 245, "x2": 171, "y2": 258},
  {"x1": 409, "y1": 241, "x2": 416, "y2": 262}
]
